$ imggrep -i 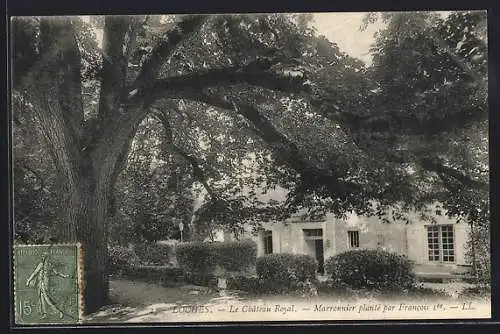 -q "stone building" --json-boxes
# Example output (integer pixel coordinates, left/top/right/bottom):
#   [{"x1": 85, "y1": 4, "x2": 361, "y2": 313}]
[{"x1": 222, "y1": 207, "x2": 472, "y2": 279}]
